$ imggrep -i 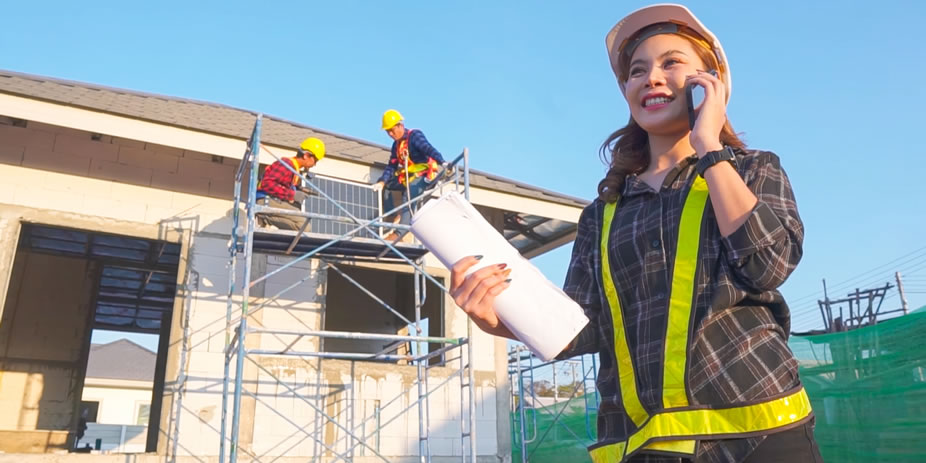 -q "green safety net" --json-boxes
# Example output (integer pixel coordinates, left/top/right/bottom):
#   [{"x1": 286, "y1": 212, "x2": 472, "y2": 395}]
[{"x1": 512, "y1": 308, "x2": 926, "y2": 462}]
